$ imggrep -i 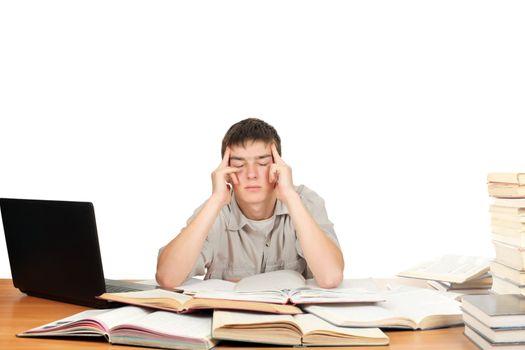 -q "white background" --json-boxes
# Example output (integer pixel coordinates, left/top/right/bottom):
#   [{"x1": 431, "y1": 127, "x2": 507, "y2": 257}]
[{"x1": 1, "y1": 1, "x2": 524, "y2": 280}]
